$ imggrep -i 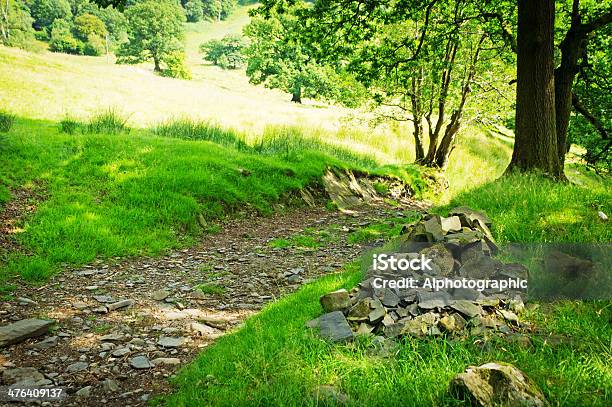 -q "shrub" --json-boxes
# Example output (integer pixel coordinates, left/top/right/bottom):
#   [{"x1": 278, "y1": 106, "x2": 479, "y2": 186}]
[
  {"x1": 184, "y1": 0, "x2": 204, "y2": 22},
  {"x1": 73, "y1": 13, "x2": 107, "y2": 42},
  {"x1": 83, "y1": 34, "x2": 106, "y2": 56},
  {"x1": 86, "y1": 108, "x2": 129, "y2": 134},
  {"x1": 160, "y1": 51, "x2": 192, "y2": 79},
  {"x1": 200, "y1": 35, "x2": 246, "y2": 69},
  {"x1": 0, "y1": 111, "x2": 16, "y2": 133}
]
